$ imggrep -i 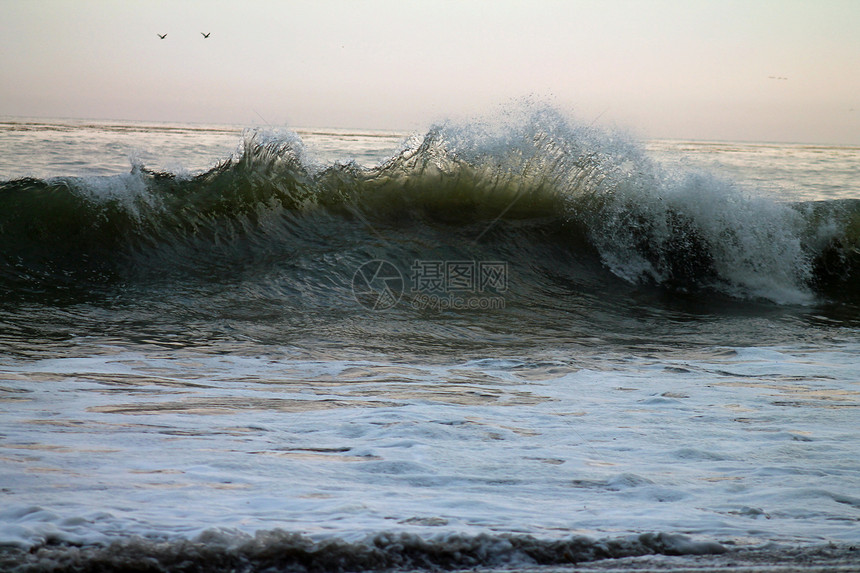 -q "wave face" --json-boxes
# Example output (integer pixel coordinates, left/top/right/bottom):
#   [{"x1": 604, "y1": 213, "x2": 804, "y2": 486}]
[{"x1": 1, "y1": 109, "x2": 858, "y2": 311}]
